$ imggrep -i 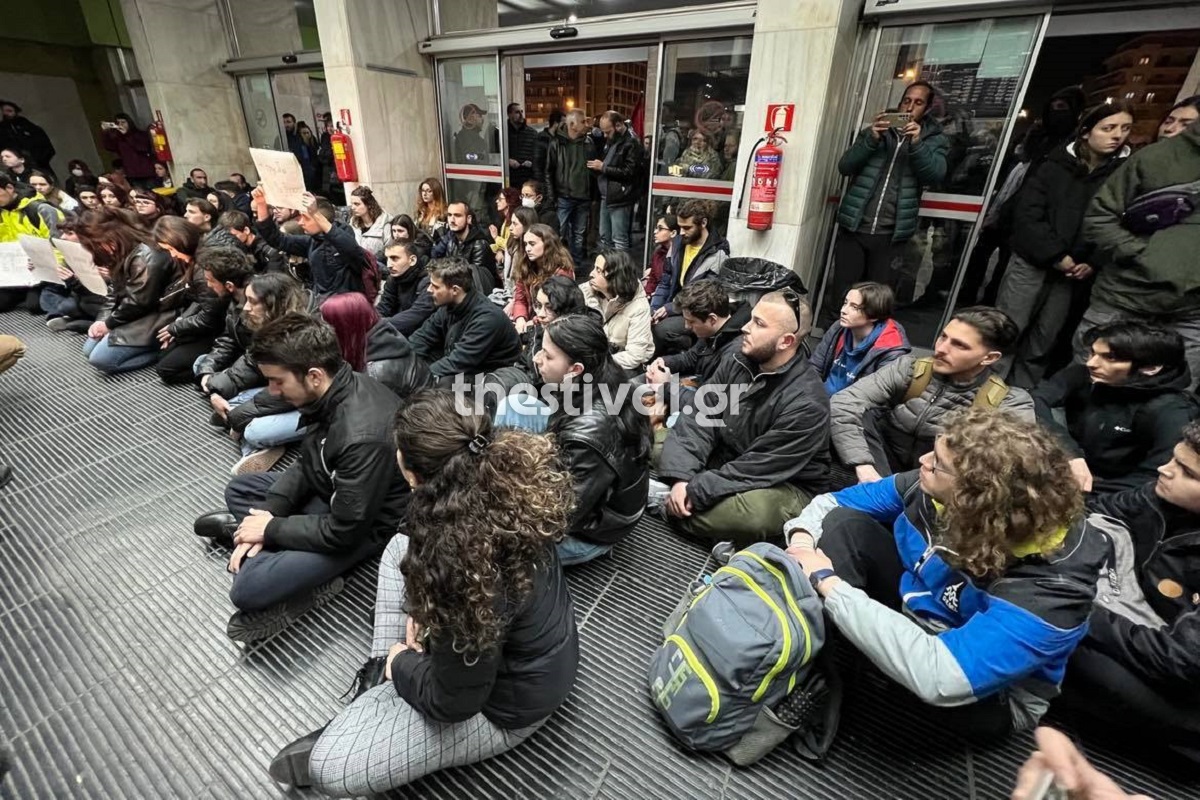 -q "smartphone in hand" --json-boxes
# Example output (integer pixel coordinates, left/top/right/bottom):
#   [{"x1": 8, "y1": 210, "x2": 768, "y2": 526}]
[{"x1": 878, "y1": 112, "x2": 912, "y2": 128}]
